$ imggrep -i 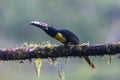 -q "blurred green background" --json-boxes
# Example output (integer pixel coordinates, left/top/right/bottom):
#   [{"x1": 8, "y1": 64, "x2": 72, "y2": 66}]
[{"x1": 0, "y1": 0, "x2": 120, "y2": 80}]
